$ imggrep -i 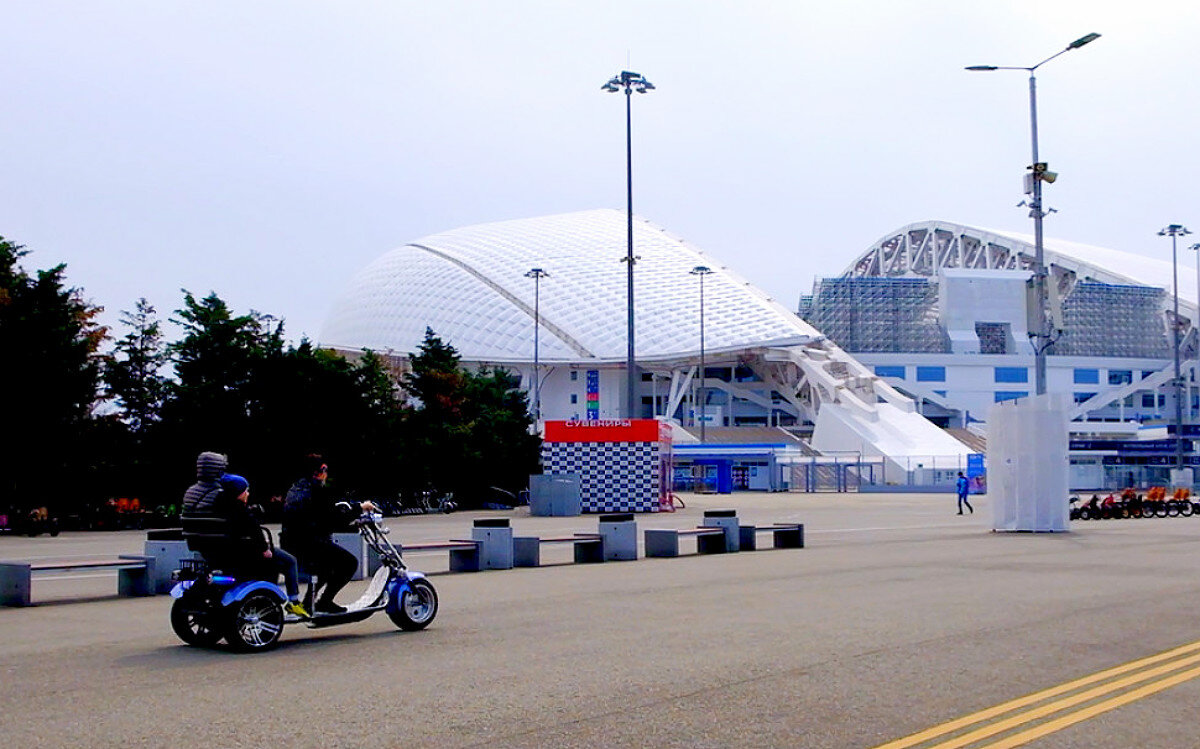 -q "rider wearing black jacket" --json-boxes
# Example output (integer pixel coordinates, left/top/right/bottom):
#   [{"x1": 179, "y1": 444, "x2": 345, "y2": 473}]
[{"x1": 280, "y1": 454, "x2": 373, "y2": 614}]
